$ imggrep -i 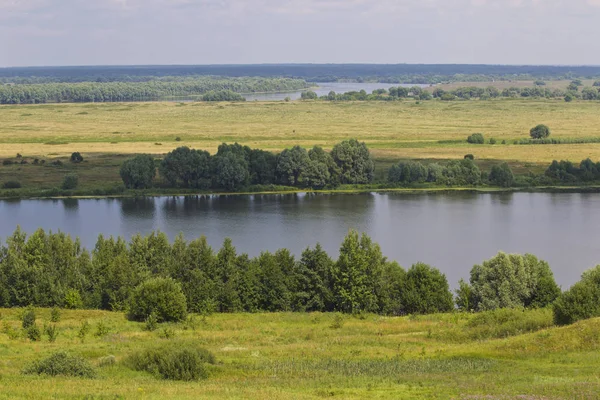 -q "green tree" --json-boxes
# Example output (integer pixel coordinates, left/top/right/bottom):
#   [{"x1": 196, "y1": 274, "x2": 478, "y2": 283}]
[
  {"x1": 530, "y1": 124, "x2": 551, "y2": 139},
  {"x1": 300, "y1": 91, "x2": 318, "y2": 100},
  {"x1": 553, "y1": 266, "x2": 600, "y2": 325},
  {"x1": 276, "y1": 146, "x2": 310, "y2": 186},
  {"x1": 213, "y1": 238, "x2": 243, "y2": 312},
  {"x1": 249, "y1": 149, "x2": 277, "y2": 185},
  {"x1": 159, "y1": 147, "x2": 211, "y2": 188},
  {"x1": 70, "y1": 152, "x2": 84, "y2": 163},
  {"x1": 377, "y1": 261, "x2": 407, "y2": 315},
  {"x1": 254, "y1": 251, "x2": 292, "y2": 311},
  {"x1": 120, "y1": 155, "x2": 156, "y2": 189},
  {"x1": 467, "y1": 133, "x2": 485, "y2": 144},
  {"x1": 467, "y1": 252, "x2": 560, "y2": 311},
  {"x1": 401, "y1": 263, "x2": 453, "y2": 314},
  {"x1": 291, "y1": 244, "x2": 334, "y2": 312},
  {"x1": 330, "y1": 139, "x2": 374, "y2": 184},
  {"x1": 489, "y1": 163, "x2": 514, "y2": 187},
  {"x1": 211, "y1": 152, "x2": 249, "y2": 190},
  {"x1": 331, "y1": 231, "x2": 385, "y2": 314}
]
